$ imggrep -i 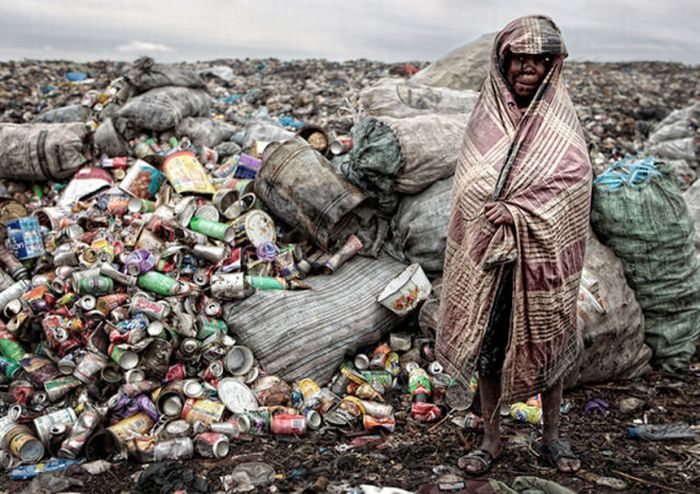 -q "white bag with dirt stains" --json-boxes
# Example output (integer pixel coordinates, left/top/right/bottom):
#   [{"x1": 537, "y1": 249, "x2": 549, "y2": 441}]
[
  {"x1": 0, "y1": 122, "x2": 90, "y2": 181},
  {"x1": 645, "y1": 102, "x2": 699, "y2": 189},
  {"x1": 360, "y1": 78, "x2": 479, "y2": 119},
  {"x1": 341, "y1": 114, "x2": 467, "y2": 202},
  {"x1": 175, "y1": 117, "x2": 238, "y2": 148},
  {"x1": 223, "y1": 255, "x2": 406, "y2": 384},
  {"x1": 385, "y1": 176, "x2": 453, "y2": 275},
  {"x1": 410, "y1": 32, "x2": 496, "y2": 91},
  {"x1": 564, "y1": 232, "x2": 652, "y2": 387},
  {"x1": 94, "y1": 118, "x2": 131, "y2": 157},
  {"x1": 117, "y1": 86, "x2": 211, "y2": 132},
  {"x1": 123, "y1": 56, "x2": 206, "y2": 94},
  {"x1": 683, "y1": 178, "x2": 700, "y2": 258},
  {"x1": 386, "y1": 114, "x2": 468, "y2": 194}
]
